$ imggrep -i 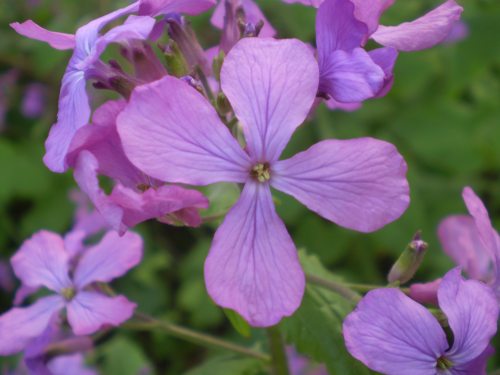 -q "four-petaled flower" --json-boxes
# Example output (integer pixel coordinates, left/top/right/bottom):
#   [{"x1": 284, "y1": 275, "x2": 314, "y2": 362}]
[
  {"x1": 0, "y1": 230, "x2": 142, "y2": 355},
  {"x1": 118, "y1": 37, "x2": 409, "y2": 326},
  {"x1": 343, "y1": 268, "x2": 499, "y2": 375}
]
